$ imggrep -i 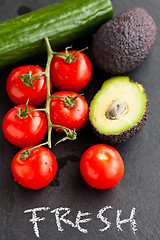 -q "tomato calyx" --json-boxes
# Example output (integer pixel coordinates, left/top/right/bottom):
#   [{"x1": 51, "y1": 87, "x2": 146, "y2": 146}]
[
  {"x1": 20, "y1": 142, "x2": 48, "y2": 160},
  {"x1": 20, "y1": 70, "x2": 45, "y2": 87},
  {"x1": 16, "y1": 99, "x2": 33, "y2": 119},
  {"x1": 20, "y1": 148, "x2": 32, "y2": 160},
  {"x1": 16, "y1": 107, "x2": 32, "y2": 119},
  {"x1": 52, "y1": 125, "x2": 77, "y2": 145},
  {"x1": 51, "y1": 94, "x2": 83, "y2": 107},
  {"x1": 55, "y1": 46, "x2": 88, "y2": 64}
]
